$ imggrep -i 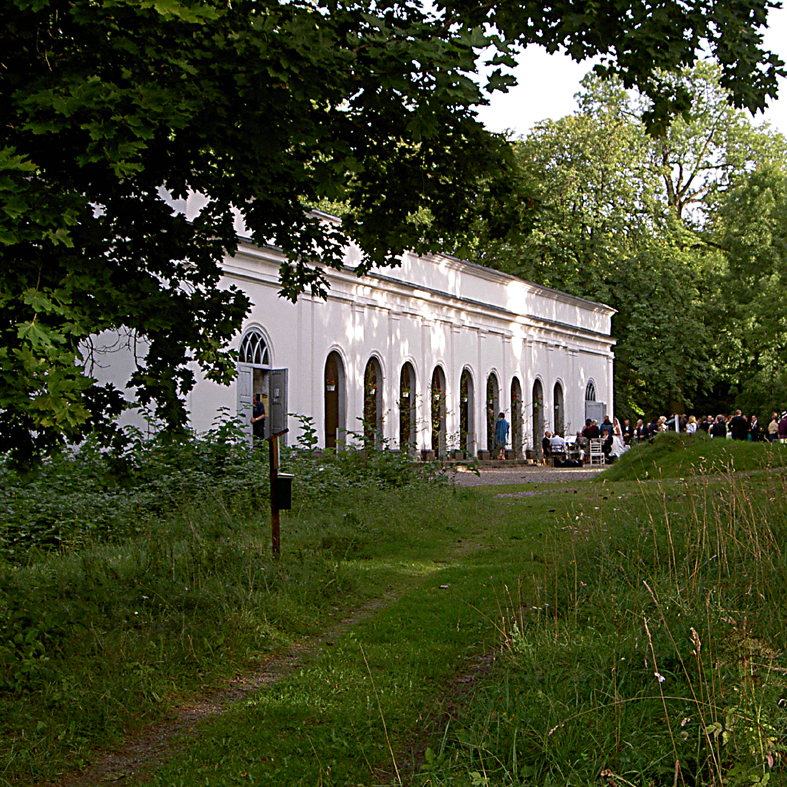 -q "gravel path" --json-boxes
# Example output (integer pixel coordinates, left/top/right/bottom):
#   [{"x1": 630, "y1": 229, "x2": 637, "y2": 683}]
[{"x1": 445, "y1": 465, "x2": 605, "y2": 486}]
